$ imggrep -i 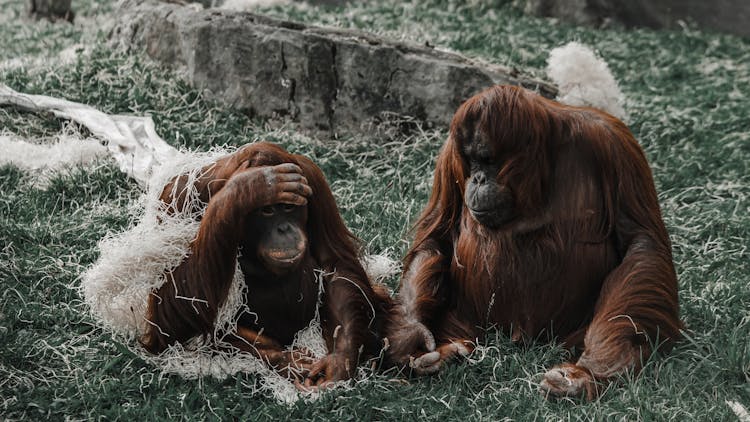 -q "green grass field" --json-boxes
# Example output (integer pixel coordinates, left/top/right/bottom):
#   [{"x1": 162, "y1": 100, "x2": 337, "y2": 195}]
[{"x1": 2, "y1": 0, "x2": 749, "y2": 419}]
